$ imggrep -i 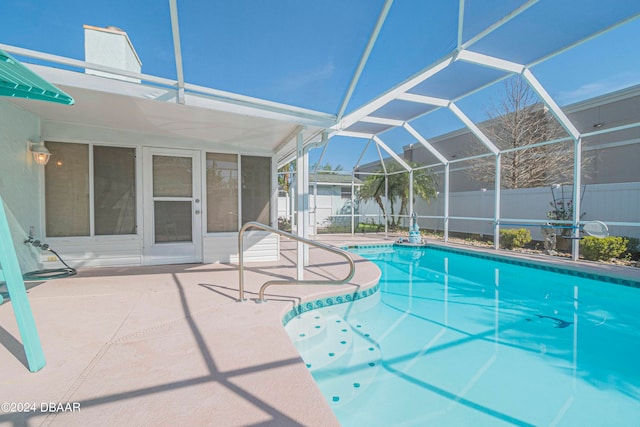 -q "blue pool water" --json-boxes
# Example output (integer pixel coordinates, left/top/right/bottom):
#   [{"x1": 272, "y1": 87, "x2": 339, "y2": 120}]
[{"x1": 284, "y1": 245, "x2": 640, "y2": 426}]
